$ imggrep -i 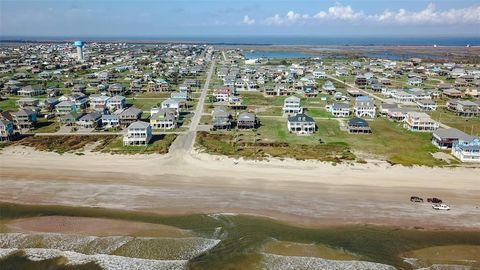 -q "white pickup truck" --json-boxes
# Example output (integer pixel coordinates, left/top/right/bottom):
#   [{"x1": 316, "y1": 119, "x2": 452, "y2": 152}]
[{"x1": 432, "y1": 204, "x2": 451, "y2": 211}]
